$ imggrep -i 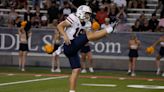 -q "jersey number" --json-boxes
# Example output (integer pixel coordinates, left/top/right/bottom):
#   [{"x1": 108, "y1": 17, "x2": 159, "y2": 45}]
[{"x1": 73, "y1": 28, "x2": 84, "y2": 37}]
